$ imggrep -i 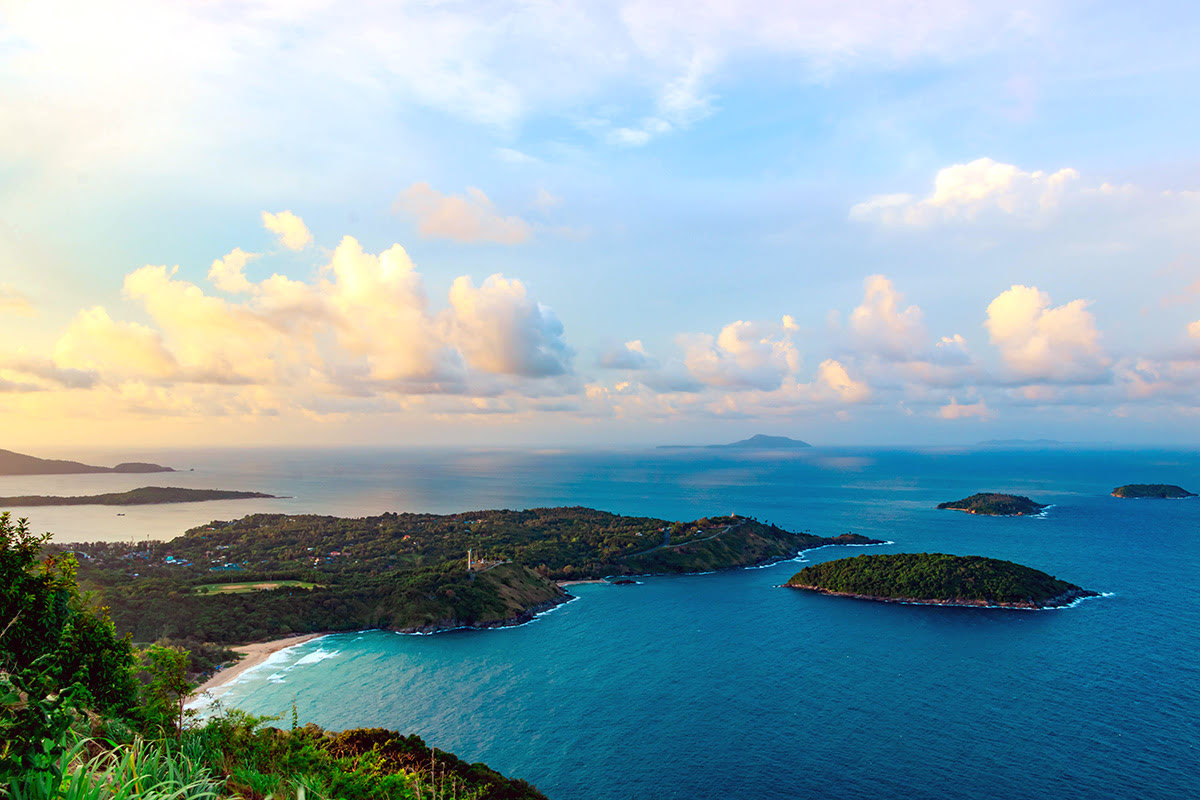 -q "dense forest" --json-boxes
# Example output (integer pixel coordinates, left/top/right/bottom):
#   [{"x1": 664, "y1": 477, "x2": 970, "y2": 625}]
[
  {"x1": 0, "y1": 511, "x2": 547, "y2": 799},
  {"x1": 786, "y1": 553, "x2": 1095, "y2": 607},
  {"x1": 48, "y1": 507, "x2": 880, "y2": 656},
  {"x1": 936, "y1": 493, "x2": 1047, "y2": 516}
]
